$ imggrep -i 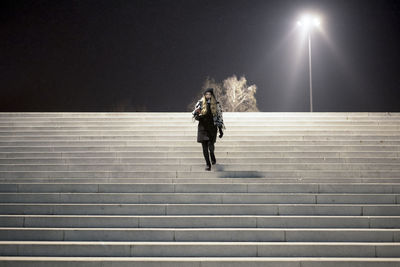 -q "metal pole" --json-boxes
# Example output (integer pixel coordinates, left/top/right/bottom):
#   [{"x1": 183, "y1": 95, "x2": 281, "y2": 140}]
[{"x1": 308, "y1": 31, "x2": 313, "y2": 112}]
